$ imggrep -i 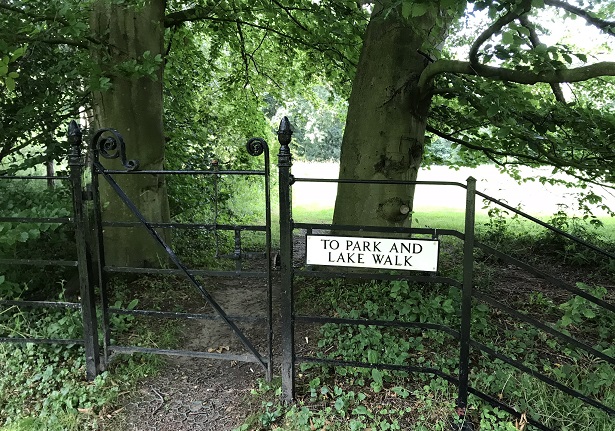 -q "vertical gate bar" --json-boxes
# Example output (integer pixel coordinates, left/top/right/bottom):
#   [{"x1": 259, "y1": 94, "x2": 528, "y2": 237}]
[
  {"x1": 263, "y1": 145, "x2": 273, "y2": 382},
  {"x1": 457, "y1": 176, "x2": 476, "y2": 414},
  {"x1": 277, "y1": 117, "x2": 295, "y2": 402},
  {"x1": 68, "y1": 121, "x2": 100, "y2": 380},
  {"x1": 90, "y1": 139, "x2": 110, "y2": 368}
]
